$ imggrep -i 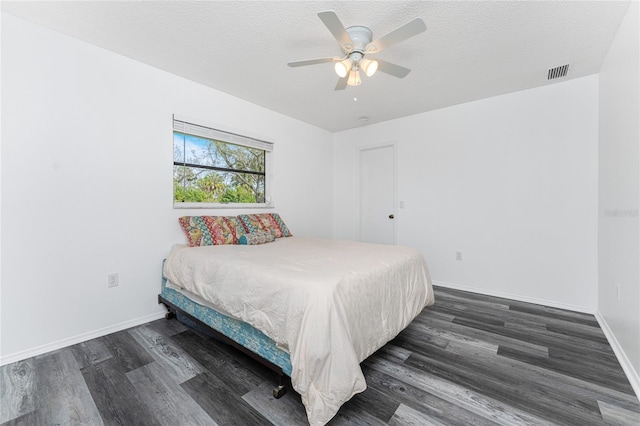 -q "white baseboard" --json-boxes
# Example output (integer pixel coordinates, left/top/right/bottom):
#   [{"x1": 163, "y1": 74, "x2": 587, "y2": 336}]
[
  {"x1": 0, "y1": 311, "x2": 166, "y2": 366},
  {"x1": 595, "y1": 312, "x2": 640, "y2": 401},
  {"x1": 432, "y1": 280, "x2": 595, "y2": 314}
]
